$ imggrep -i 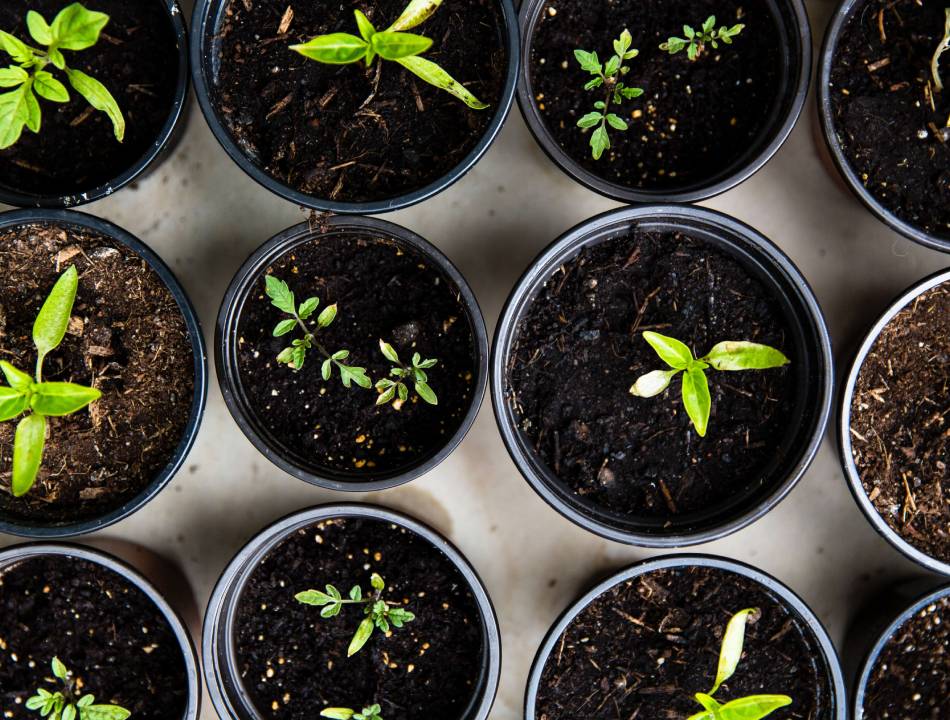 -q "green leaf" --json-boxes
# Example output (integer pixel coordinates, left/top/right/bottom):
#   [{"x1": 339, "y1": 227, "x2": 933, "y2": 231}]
[
  {"x1": 642, "y1": 331, "x2": 694, "y2": 369},
  {"x1": 77, "y1": 696, "x2": 93, "y2": 708},
  {"x1": 583, "y1": 76, "x2": 604, "y2": 90},
  {"x1": 0, "y1": 65, "x2": 28, "y2": 88},
  {"x1": 348, "y1": 616, "x2": 375, "y2": 657},
  {"x1": 662, "y1": 36, "x2": 688, "y2": 54},
  {"x1": 33, "y1": 265, "x2": 78, "y2": 372},
  {"x1": 339, "y1": 364, "x2": 372, "y2": 389},
  {"x1": 629, "y1": 368, "x2": 679, "y2": 398},
  {"x1": 379, "y1": 339, "x2": 400, "y2": 364},
  {"x1": 65, "y1": 68, "x2": 124, "y2": 142},
  {"x1": 703, "y1": 16, "x2": 717, "y2": 34},
  {"x1": 291, "y1": 345, "x2": 306, "y2": 370},
  {"x1": 62, "y1": 704, "x2": 76, "y2": 720},
  {"x1": 50, "y1": 3, "x2": 110, "y2": 51},
  {"x1": 681, "y1": 367, "x2": 711, "y2": 437},
  {"x1": 291, "y1": 33, "x2": 368, "y2": 64},
  {"x1": 349, "y1": 585, "x2": 363, "y2": 601},
  {"x1": 376, "y1": 385, "x2": 396, "y2": 405},
  {"x1": 688, "y1": 43, "x2": 700, "y2": 61},
  {"x1": 321, "y1": 710, "x2": 355, "y2": 720},
  {"x1": 320, "y1": 603, "x2": 342, "y2": 618},
  {"x1": 416, "y1": 358, "x2": 437, "y2": 369},
  {"x1": 577, "y1": 111, "x2": 601, "y2": 129},
  {"x1": 372, "y1": 31, "x2": 432, "y2": 61},
  {"x1": 26, "y1": 696, "x2": 46, "y2": 711},
  {"x1": 371, "y1": 572, "x2": 385, "y2": 591},
  {"x1": 317, "y1": 303, "x2": 338, "y2": 328},
  {"x1": 332, "y1": 350, "x2": 349, "y2": 361},
  {"x1": 605, "y1": 113, "x2": 628, "y2": 131},
  {"x1": 0, "y1": 83, "x2": 37, "y2": 149},
  {"x1": 49, "y1": 47, "x2": 66, "y2": 70},
  {"x1": 388, "y1": 0, "x2": 443, "y2": 32},
  {"x1": 29, "y1": 382, "x2": 101, "y2": 416},
  {"x1": 396, "y1": 55, "x2": 488, "y2": 110},
  {"x1": 298, "y1": 297, "x2": 320, "y2": 319},
  {"x1": 573, "y1": 49, "x2": 601, "y2": 73},
  {"x1": 33, "y1": 70, "x2": 69, "y2": 103},
  {"x1": 26, "y1": 11, "x2": 53, "y2": 45},
  {"x1": 621, "y1": 86, "x2": 644, "y2": 99},
  {"x1": 695, "y1": 693, "x2": 722, "y2": 713},
  {"x1": 604, "y1": 55, "x2": 621, "y2": 77},
  {"x1": 52, "y1": 657, "x2": 69, "y2": 680},
  {"x1": 716, "y1": 695, "x2": 793, "y2": 720},
  {"x1": 415, "y1": 381, "x2": 437, "y2": 405},
  {"x1": 273, "y1": 318, "x2": 297, "y2": 337},
  {"x1": 0, "y1": 31, "x2": 36, "y2": 65},
  {"x1": 590, "y1": 124, "x2": 609, "y2": 160},
  {"x1": 265, "y1": 275, "x2": 295, "y2": 315},
  {"x1": 295, "y1": 589, "x2": 335, "y2": 606},
  {"x1": 321, "y1": 358, "x2": 332, "y2": 381},
  {"x1": 80, "y1": 706, "x2": 132, "y2": 720},
  {"x1": 1, "y1": 361, "x2": 32, "y2": 391},
  {"x1": 684, "y1": 25, "x2": 696, "y2": 39},
  {"x1": 11, "y1": 414, "x2": 47, "y2": 494},
  {"x1": 354, "y1": 10, "x2": 376, "y2": 42},
  {"x1": 702, "y1": 342, "x2": 790, "y2": 371},
  {"x1": 711, "y1": 608, "x2": 757, "y2": 694},
  {"x1": 613, "y1": 29, "x2": 632, "y2": 58}
]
